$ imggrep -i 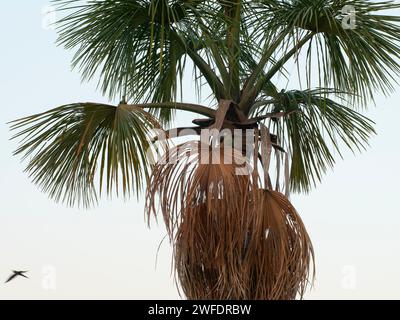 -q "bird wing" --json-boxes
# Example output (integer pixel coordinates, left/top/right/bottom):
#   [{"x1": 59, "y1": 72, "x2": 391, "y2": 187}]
[{"x1": 5, "y1": 273, "x2": 18, "y2": 283}]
